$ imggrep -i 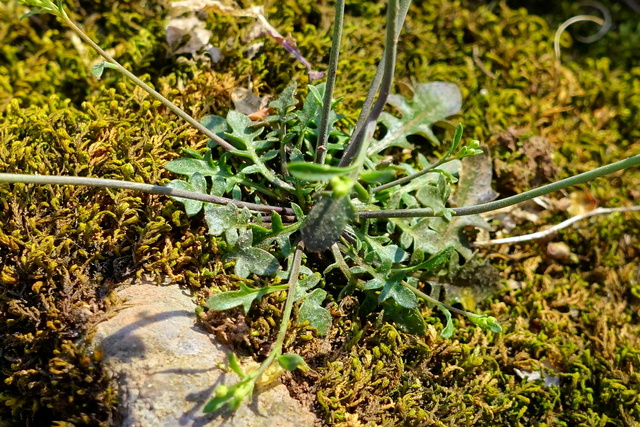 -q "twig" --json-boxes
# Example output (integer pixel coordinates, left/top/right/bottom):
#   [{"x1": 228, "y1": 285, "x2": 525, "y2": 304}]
[
  {"x1": 0, "y1": 173, "x2": 294, "y2": 215},
  {"x1": 474, "y1": 206, "x2": 640, "y2": 246}
]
